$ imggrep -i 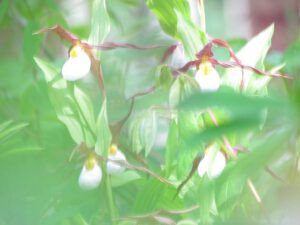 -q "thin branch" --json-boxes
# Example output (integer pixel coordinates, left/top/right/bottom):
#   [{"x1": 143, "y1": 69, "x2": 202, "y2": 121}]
[
  {"x1": 33, "y1": 25, "x2": 79, "y2": 44},
  {"x1": 86, "y1": 42, "x2": 166, "y2": 51},
  {"x1": 129, "y1": 86, "x2": 156, "y2": 99},
  {"x1": 264, "y1": 166, "x2": 287, "y2": 184},
  {"x1": 91, "y1": 57, "x2": 106, "y2": 99},
  {"x1": 97, "y1": 156, "x2": 174, "y2": 186},
  {"x1": 119, "y1": 205, "x2": 199, "y2": 221},
  {"x1": 211, "y1": 59, "x2": 293, "y2": 80},
  {"x1": 110, "y1": 86, "x2": 157, "y2": 143},
  {"x1": 160, "y1": 44, "x2": 178, "y2": 64},
  {"x1": 122, "y1": 161, "x2": 174, "y2": 186},
  {"x1": 34, "y1": 25, "x2": 166, "y2": 51},
  {"x1": 174, "y1": 156, "x2": 202, "y2": 199}
]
